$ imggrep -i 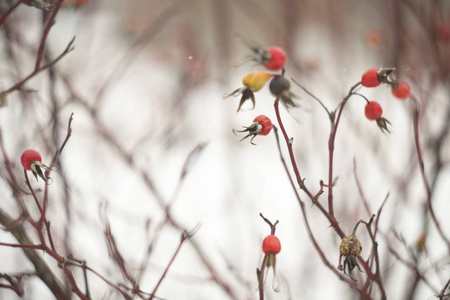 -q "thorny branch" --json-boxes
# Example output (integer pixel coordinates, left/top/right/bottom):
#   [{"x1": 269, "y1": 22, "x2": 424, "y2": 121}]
[
  {"x1": 273, "y1": 98, "x2": 345, "y2": 238},
  {"x1": 271, "y1": 123, "x2": 357, "y2": 289}
]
